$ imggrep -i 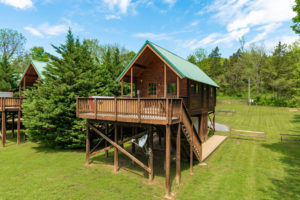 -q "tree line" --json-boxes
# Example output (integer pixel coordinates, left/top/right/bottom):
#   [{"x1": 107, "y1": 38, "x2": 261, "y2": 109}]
[{"x1": 187, "y1": 40, "x2": 300, "y2": 107}]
